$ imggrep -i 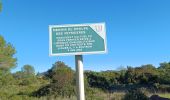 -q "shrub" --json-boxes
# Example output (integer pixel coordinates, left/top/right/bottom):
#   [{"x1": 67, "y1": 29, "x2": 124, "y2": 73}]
[{"x1": 122, "y1": 89, "x2": 149, "y2": 100}]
